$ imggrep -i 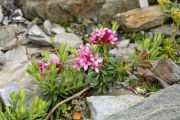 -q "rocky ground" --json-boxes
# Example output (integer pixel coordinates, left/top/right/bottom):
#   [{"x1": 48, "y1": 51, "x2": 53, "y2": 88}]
[{"x1": 0, "y1": 0, "x2": 180, "y2": 120}]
